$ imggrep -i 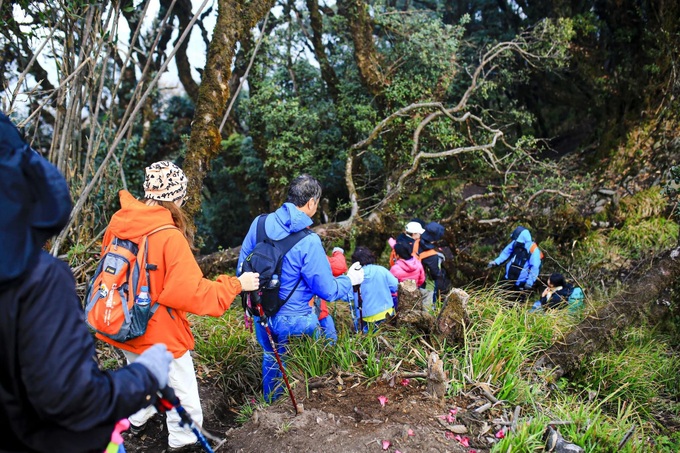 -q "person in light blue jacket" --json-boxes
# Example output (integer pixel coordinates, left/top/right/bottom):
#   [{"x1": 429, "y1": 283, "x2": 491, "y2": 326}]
[
  {"x1": 238, "y1": 174, "x2": 364, "y2": 401},
  {"x1": 487, "y1": 226, "x2": 542, "y2": 292},
  {"x1": 350, "y1": 246, "x2": 399, "y2": 332}
]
